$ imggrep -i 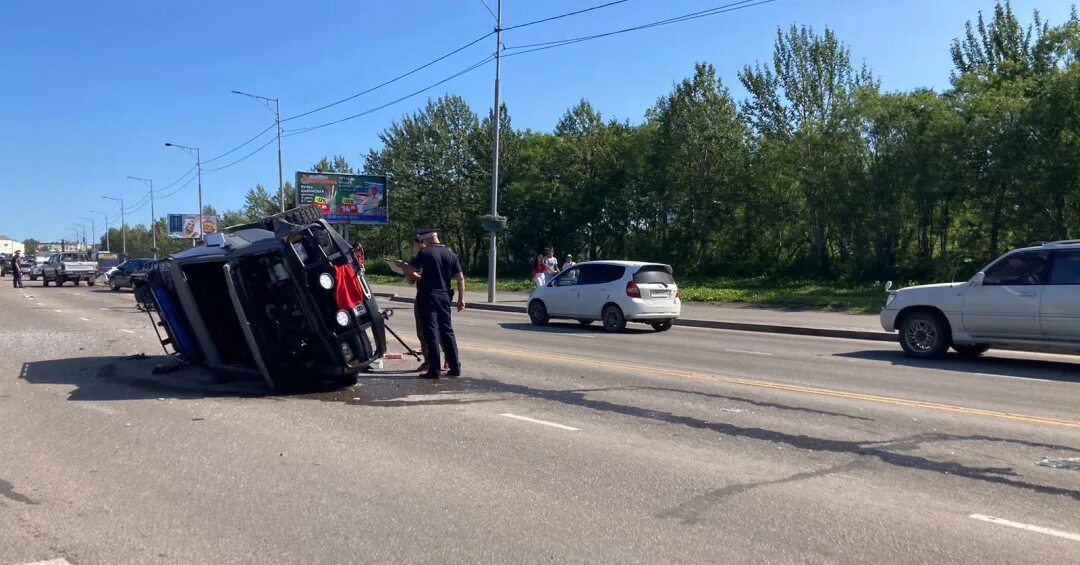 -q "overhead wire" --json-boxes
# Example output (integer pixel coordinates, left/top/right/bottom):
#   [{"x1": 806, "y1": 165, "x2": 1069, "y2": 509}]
[
  {"x1": 479, "y1": 0, "x2": 498, "y2": 22},
  {"x1": 282, "y1": 54, "x2": 496, "y2": 137},
  {"x1": 282, "y1": 30, "x2": 495, "y2": 123},
  {"x1": 502, "y1": 0, "x2": 632, "y2": 31},
  {"x1": 503, "y1": 0, "x2": 774, "y2": 56},
  {"x1": 203, "y1": 136, "x2": 277, "y2": 173},
  {"x1": 201, "y1": 122, "x2": 276, "y2": 164}
]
